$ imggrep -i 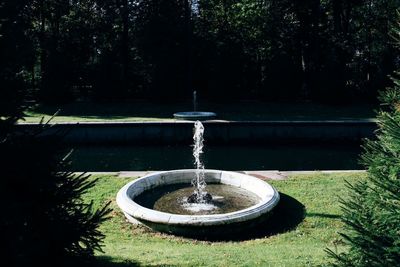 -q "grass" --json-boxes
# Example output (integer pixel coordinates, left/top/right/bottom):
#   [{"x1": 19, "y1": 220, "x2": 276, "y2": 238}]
[
  {"x1": 84, "y1": 172, "x2": 366, "y2": 266},
  {"x1": 21, "y1": 101, "x2": 377, "y2": 123}
]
